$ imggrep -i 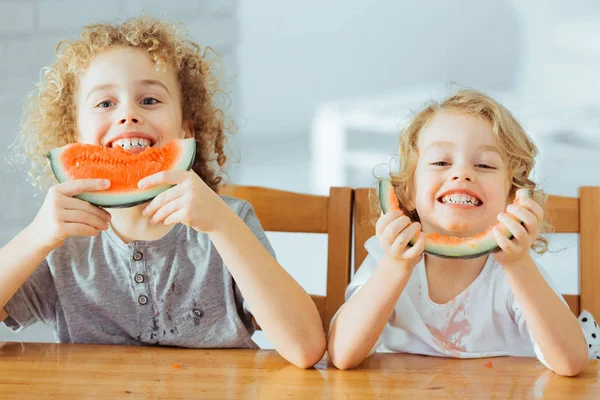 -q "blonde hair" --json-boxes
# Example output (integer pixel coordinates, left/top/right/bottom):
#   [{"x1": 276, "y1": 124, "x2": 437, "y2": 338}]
[
  {"x1": 11, "y1": 16, "x2": 232, "y2": 192},
  {"x1": 387, "y1": 89, "x2": 550, "y2": 254}
]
